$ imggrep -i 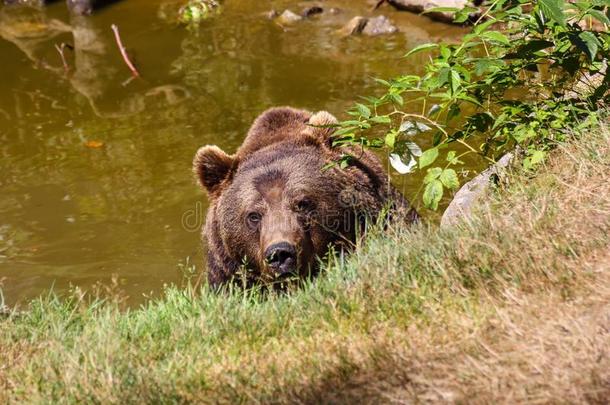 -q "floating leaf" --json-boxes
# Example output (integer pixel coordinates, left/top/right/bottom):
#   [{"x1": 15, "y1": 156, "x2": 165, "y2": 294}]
[{"x1": 84, "y1": 140, "x2": 104, "y2": 149}]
